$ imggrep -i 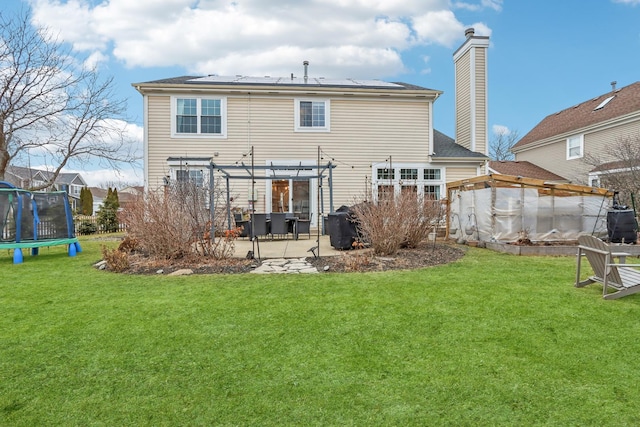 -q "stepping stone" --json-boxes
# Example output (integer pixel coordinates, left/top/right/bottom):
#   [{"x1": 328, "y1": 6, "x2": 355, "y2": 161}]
[{"x1": 168, "y1": 269, "x2": 194, "y2": 276}]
